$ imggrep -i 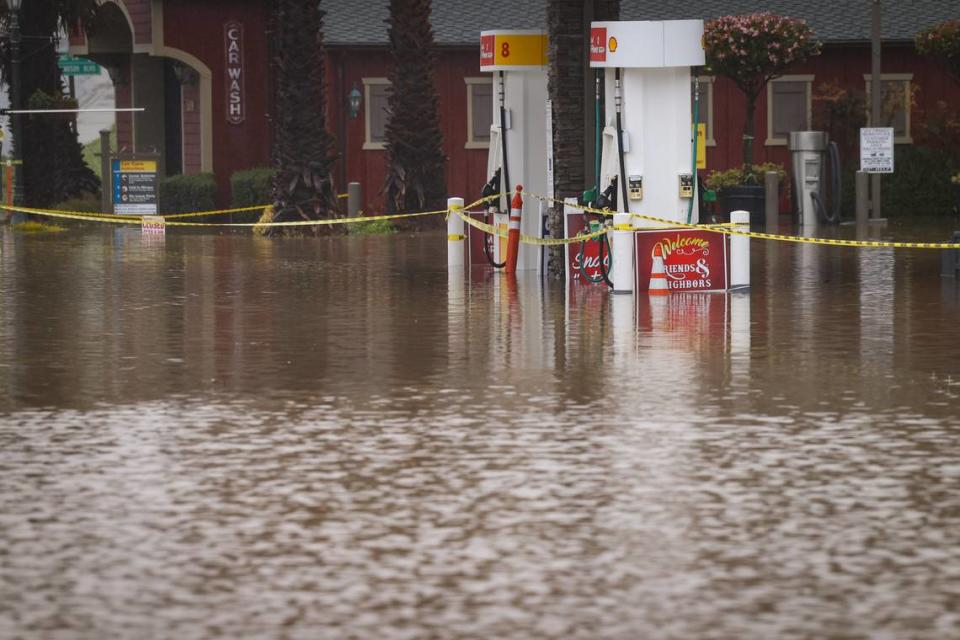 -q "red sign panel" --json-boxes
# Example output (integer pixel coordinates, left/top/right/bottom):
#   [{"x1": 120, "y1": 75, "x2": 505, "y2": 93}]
[
  {"x1": 566, "y1": 213, "x2": 610, "y2": 284},
  {"x1": 635, "y1": 229, "x2": 728, "y2": 293},
  {"x1": 589, "y1": 27, "x2": 607, "y2": 62},
  {"x1": 480, "y1": 34, "x2": 495, "y2": 67},
  {"x1": 225, "y1": 22, "x2": 245, "y2": 125}
]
